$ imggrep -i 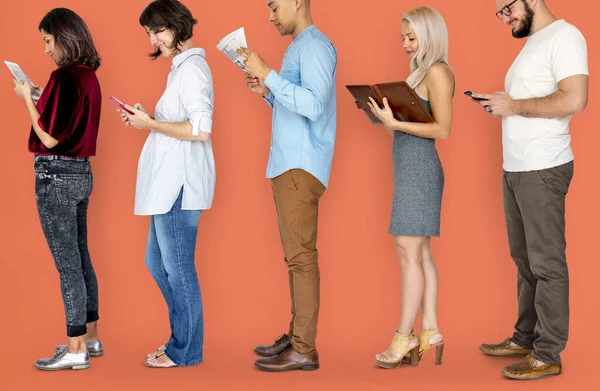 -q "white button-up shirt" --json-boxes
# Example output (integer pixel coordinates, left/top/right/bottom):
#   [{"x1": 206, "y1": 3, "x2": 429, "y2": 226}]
[{"x1": 134, "y1": 48, "x2": 215, "y2": 215}]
